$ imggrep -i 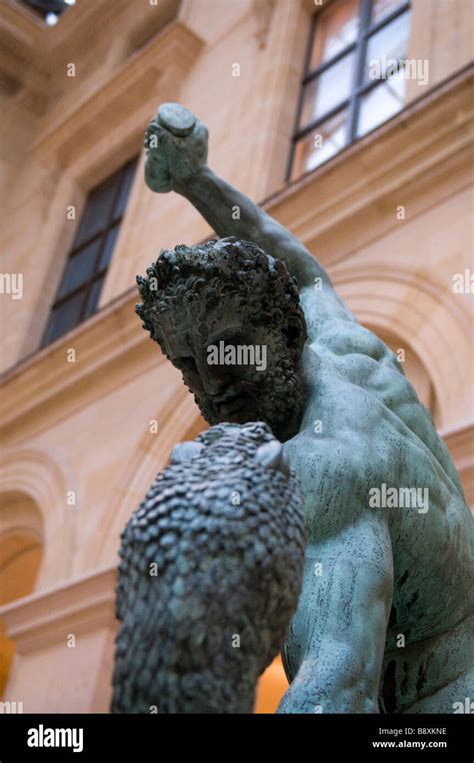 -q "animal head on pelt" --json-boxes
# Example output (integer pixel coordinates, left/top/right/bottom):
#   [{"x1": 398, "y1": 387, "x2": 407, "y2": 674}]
[{"x1": 112, "y1": 421, "x2": 306, "y2": 713}]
